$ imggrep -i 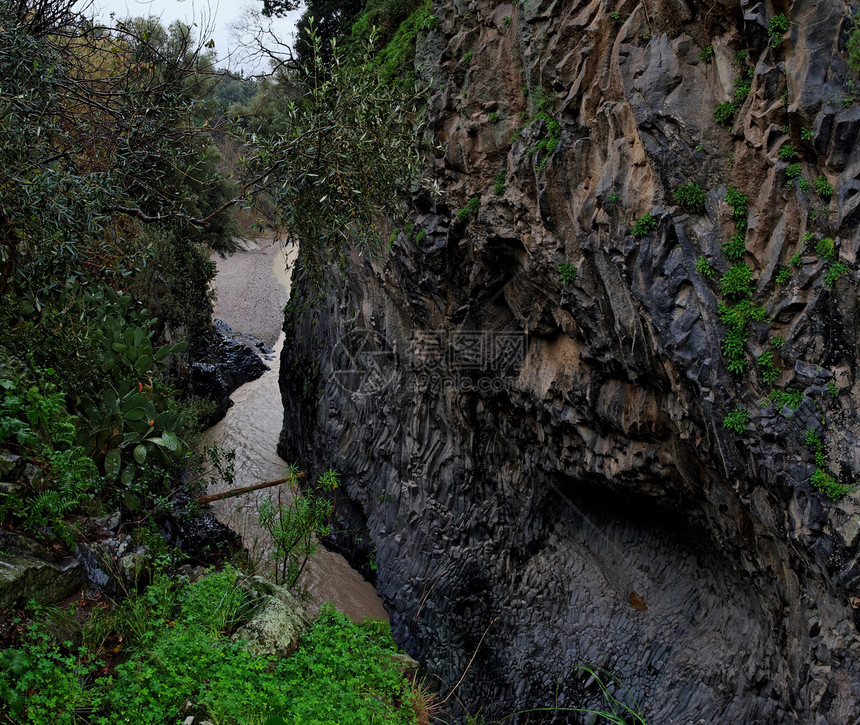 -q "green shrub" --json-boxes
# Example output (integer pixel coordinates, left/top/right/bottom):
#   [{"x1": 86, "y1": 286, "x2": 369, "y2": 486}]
[
  {"x1": 558, "y1": 263, "x2": 578, "y2": 285},
  {"x1": 800, "y1": 126, "x2": 815, "y2": 141},
  {"x1": 768, "y1": 13, "x2": 790, "y2": 48},
  {"x1": 805, "y1": 428, "x2": 851, "y2": 499},
  {"x1": 673, "y1": 183, "x2": 706, "y2": 213},
  {"x1": 734, "y1": 70, "x2": 753, "y2": 101},
  {"x1": 849, "y1": 16, "x2": 860, "y2": 73},
  {"x1": 631, "y1": 214, "x2": 657, "y2": 238},
  {"x1": 714, "y1": 101, "x2": 737, "y2": 127},
  {"x1": 457, "y1": 196, "x2": 480, "y2": 220},
  {"x1": 815, "y1": 237, "x2": 836, "y2": 261},
  {"x1": 488, "y1": 111, "x2": 500, "y2": 123},
  {"x1": 724, "y1": 187, "x2": 748, "y2": 219},
  {"x1": 828, "y1": 381, "x2": 839, "y2": 397},
  {"x1": 493, "y1": 172, "x2": 506, "y2": 195},
  {"x1": 775, "y1": 266, "x2": 792, "y2": 285},
  {"x1": 785, "y1": 163, "x2": 802, "y2": 179},
  {"x1": 798, "y1": 177, "x2": 811, "y2": 193},
  {"x1": 770, "y1": 335, "x2": 786, "y2": 348},
  {"x1": 720, "y1": 263, "x2": 755, "y2": 298},
  {"x1": 700, "y1": 44, "x2": 714, "y2": 62},
  {"x1": 789, "y1": 251, "x2": 803, "y2": 267},
  {"x1": 824, "y1": 261, "x2": 849, "y2": 287},
  {"x1": 814, "y1": 174, "x2": 833, "y2": 198},
  {"x1": 696, "y1": 257, "x2": 717, "y2": 279},
  {"x1": 723, "y1": 406, "x2": 750, "y2": 434},
  {"x1": 723, "y1": 231, "x2": 746, "y2": 261},
  {"x1": 778, "y1": 142, "x2": 798, "y2": 161},
  {"x1": 722, "y1": 326, "x2": 748, "y2": 373},
  {"x1": 758, "y1": 350, "x2": 781, "y2": 384}
]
